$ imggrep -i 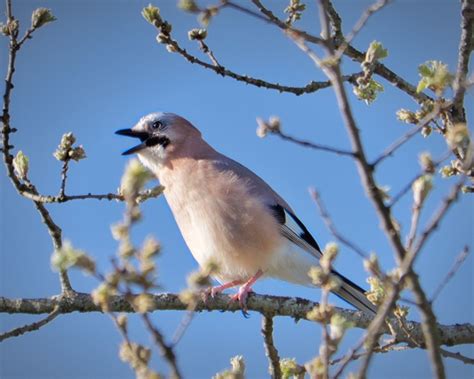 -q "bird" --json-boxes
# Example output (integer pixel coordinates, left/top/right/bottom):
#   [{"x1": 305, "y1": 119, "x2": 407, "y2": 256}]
[{"x1": 116, "y1": 112, "x2": 376, "y2": 315}]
